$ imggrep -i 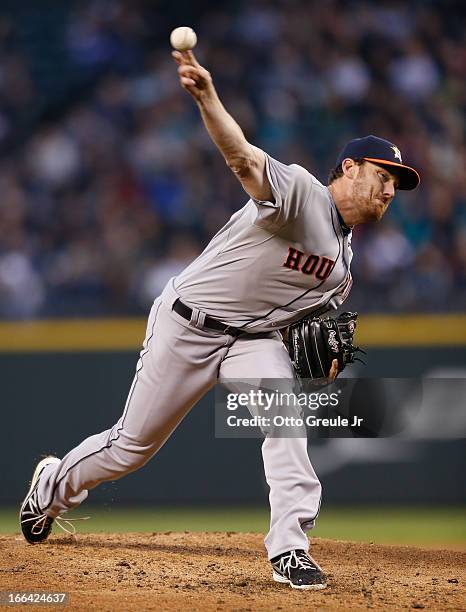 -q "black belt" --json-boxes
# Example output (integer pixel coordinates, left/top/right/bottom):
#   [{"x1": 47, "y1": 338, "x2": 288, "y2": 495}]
[{"x1": 172, "y1": 298, "x2": 242, "y2": 336}]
